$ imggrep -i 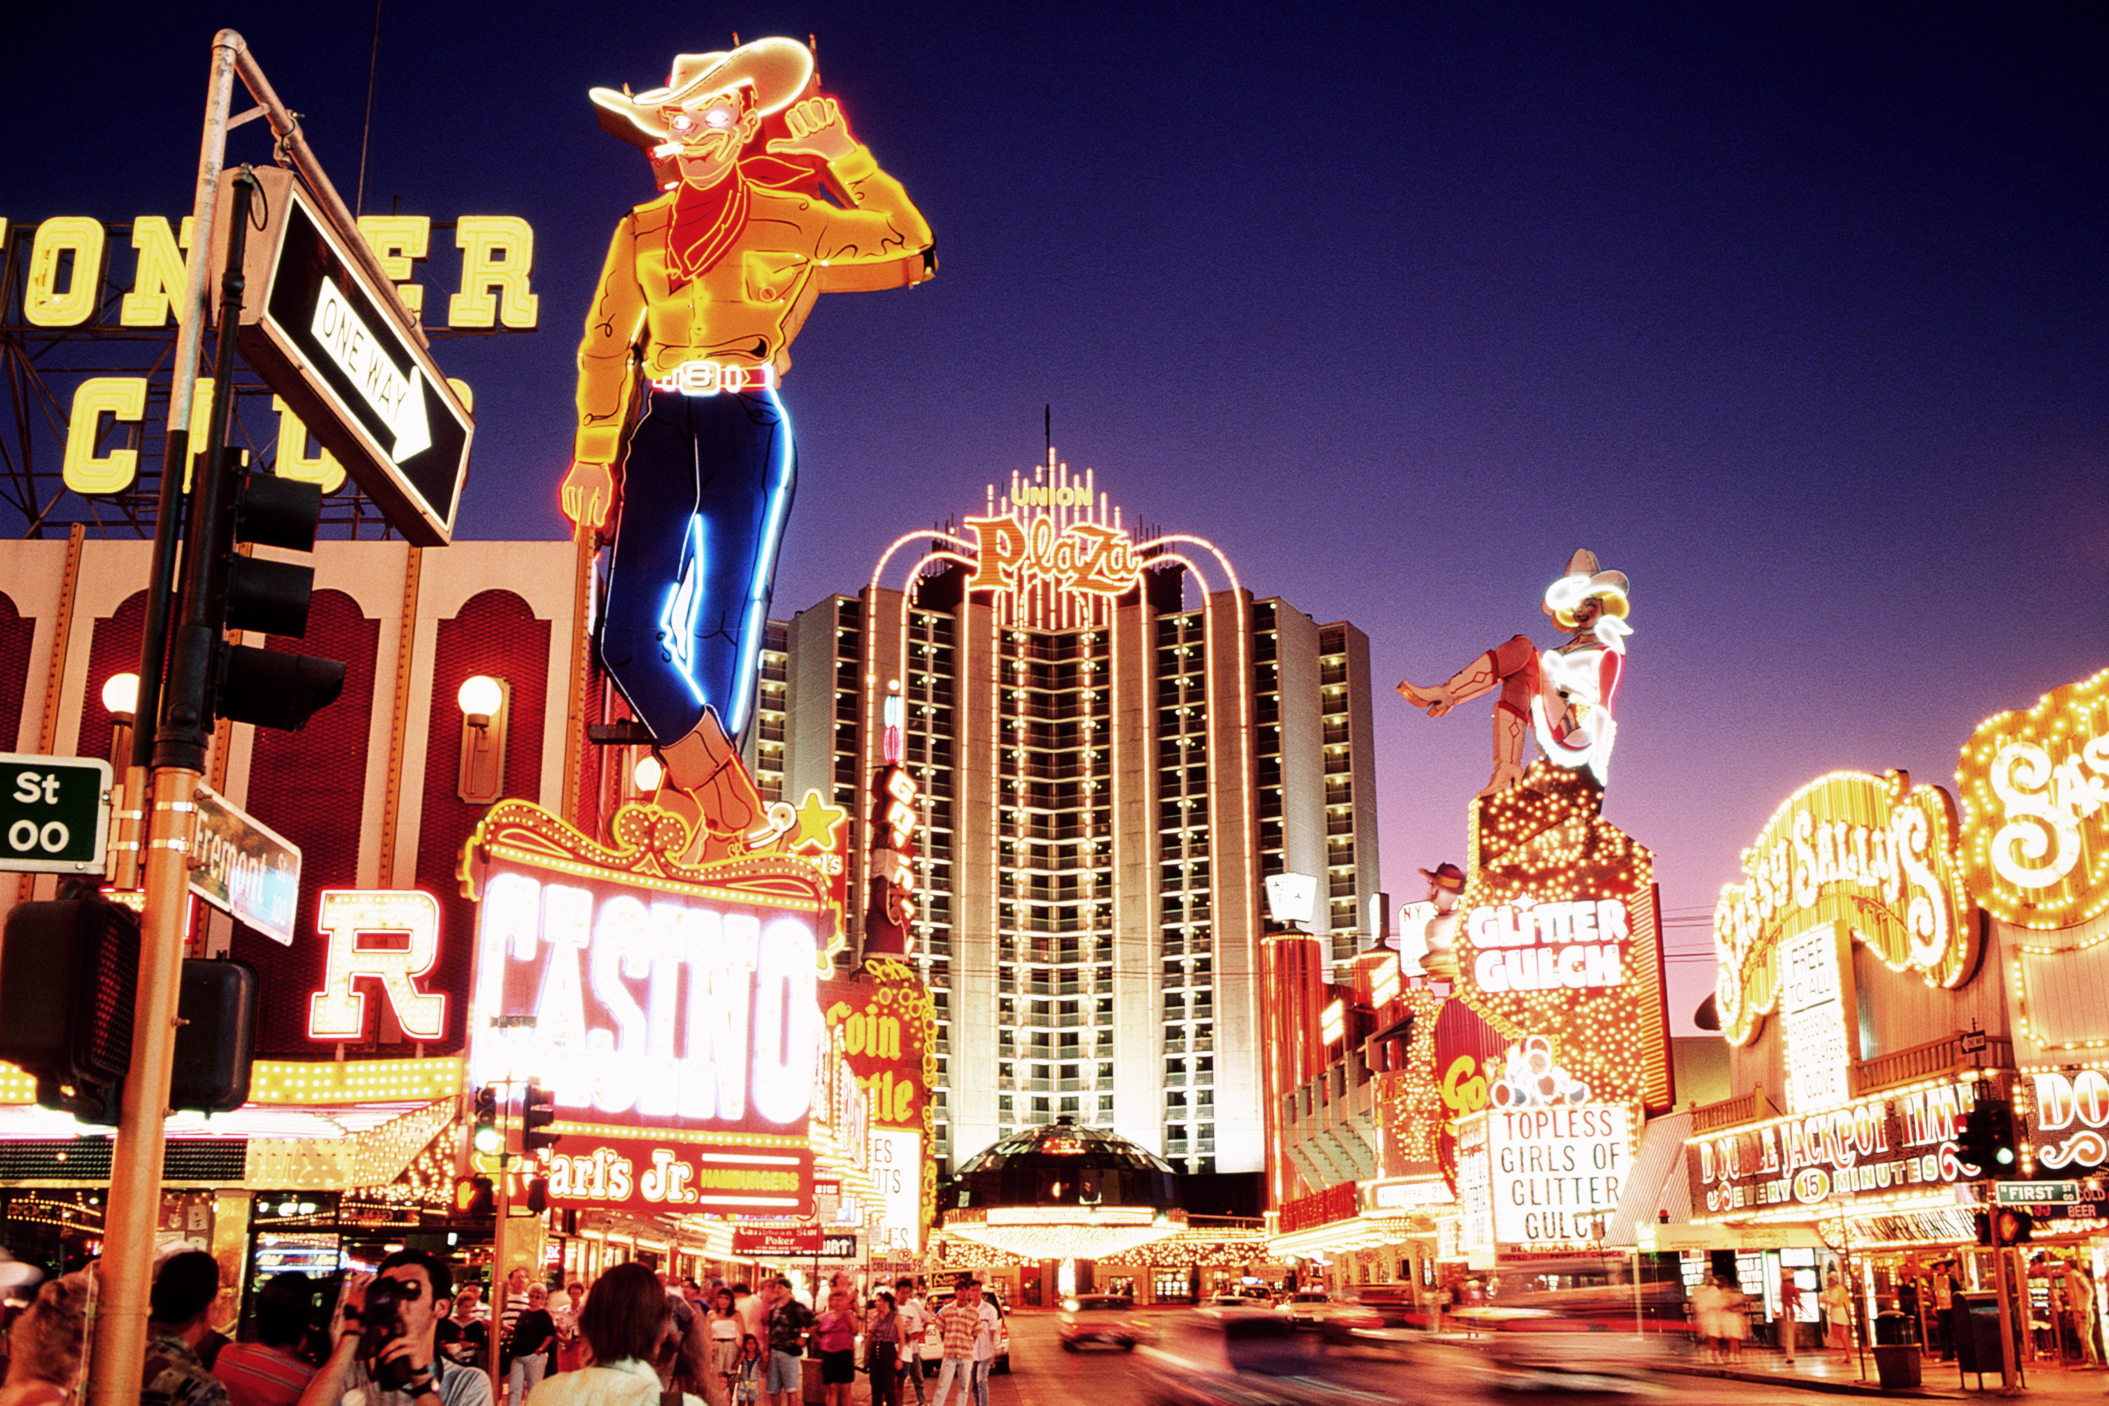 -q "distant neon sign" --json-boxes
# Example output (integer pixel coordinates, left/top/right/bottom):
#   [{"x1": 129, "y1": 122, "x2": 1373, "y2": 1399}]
[{"x1": 962, "y1": 515, "x2": 1141, "y2": 599}]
